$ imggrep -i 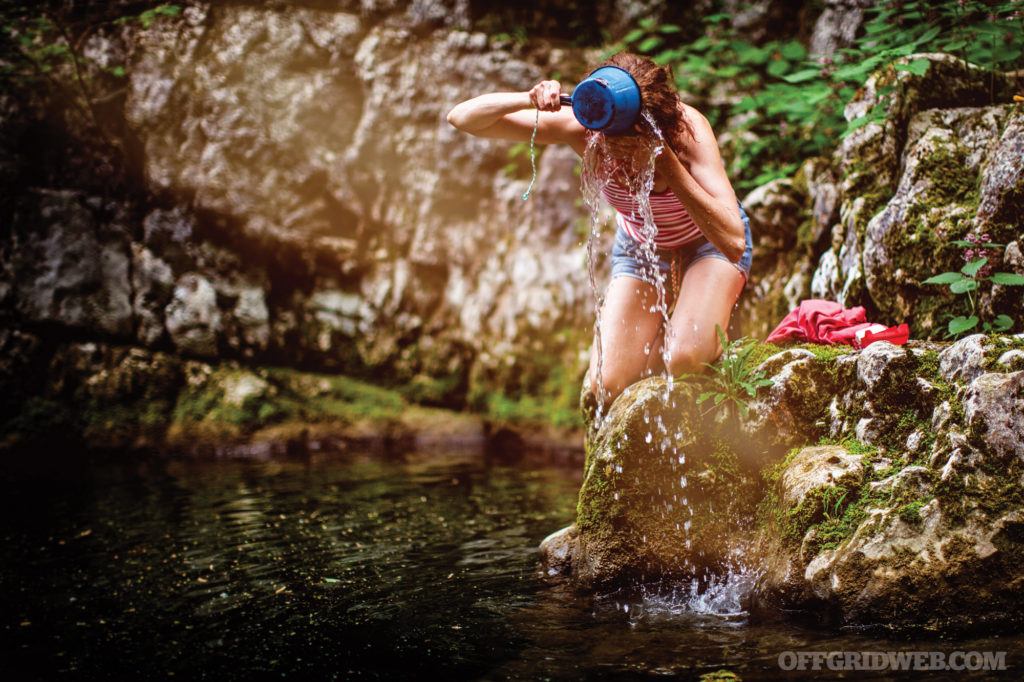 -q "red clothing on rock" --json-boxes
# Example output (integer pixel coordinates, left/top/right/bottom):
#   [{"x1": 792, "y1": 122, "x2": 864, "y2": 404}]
[{"x1": 766, "y1": 299, "x2": 910, "y2": 349}]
